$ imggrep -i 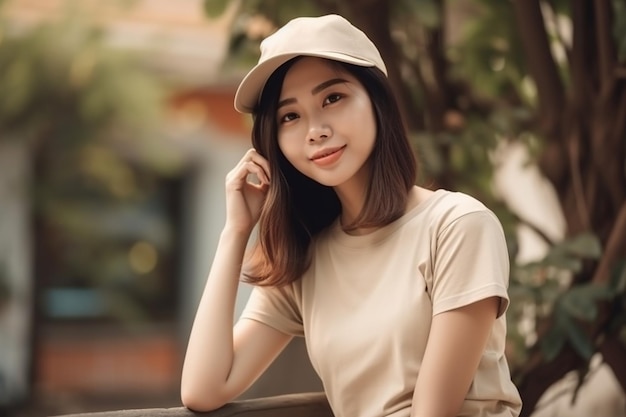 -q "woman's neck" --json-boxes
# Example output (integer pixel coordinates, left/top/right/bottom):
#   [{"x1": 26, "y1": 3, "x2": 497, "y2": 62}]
[
  {"x1": 333, "y1": 179, "x2": 367, "y2": 233},
  {"x1": 337, "y1": 185, "x2": 427, "y2": 236}
]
